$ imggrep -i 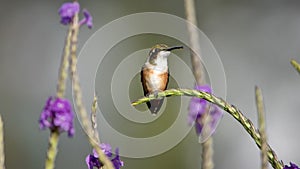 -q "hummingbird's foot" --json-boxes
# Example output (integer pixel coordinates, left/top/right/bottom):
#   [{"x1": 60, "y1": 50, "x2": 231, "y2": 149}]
[{"x1": 153, "y1": 91, "x2": 160, "y2": 99}]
